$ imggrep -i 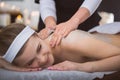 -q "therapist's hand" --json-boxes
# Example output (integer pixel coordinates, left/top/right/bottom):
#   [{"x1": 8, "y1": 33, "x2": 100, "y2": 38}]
[
  {"x1": 50, "y1": 20, "x2": 78, "y2": 47},
  {"x1": 0, "y1": 57, "x2": 41, "y2": 72},
  {"x1": 38, "y1": 22, "x2": 56, "y2": 40},
  {"x1": 38, "y1": 28, "x2": 55, "y2": 39},
  {"x1": 38, "y1": 16, "x2": 56, "y2": 39}
]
